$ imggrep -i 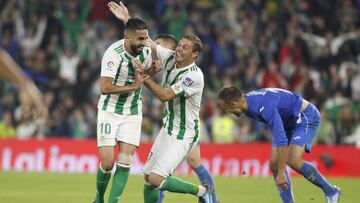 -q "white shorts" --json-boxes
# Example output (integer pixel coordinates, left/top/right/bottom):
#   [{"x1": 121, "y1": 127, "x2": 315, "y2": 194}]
[
  {"x1": 143, "y1": 128, "x2": 196, "y2": 178},
  {"x1": 97, "y1": 110, "x2": 142, "y2": 147}
]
